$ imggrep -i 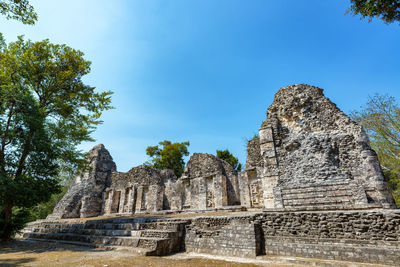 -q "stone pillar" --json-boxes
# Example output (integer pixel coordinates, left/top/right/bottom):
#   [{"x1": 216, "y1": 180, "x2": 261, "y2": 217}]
[
  {"x1": 135, "y1": 186, "x2": 143, "y2": 213},
  {"x1": 147, "y1": 184, "x2": 164, "y2": 212},
  {"x1": 214, "y1": 174, "x2": 227, "y2": 208},
  {"x1": 101, "y1": 191, "x2": 107, "y2": 215},
  {"x1": 127, "y1": 186, "x2": 136, "y2": 214},
  {"x1": 191, "y1": 177, "x2": 206, "y2": 210},
  {"x1": 238, "y1": 171, "x2": 251, "y2": 208},
  {"x1": 259, "y1": 126, "x2": 280, "y2": 209},
  {"x1": 118, "y1": 189, "x2": 125, "y2": 214},
  {"x1": 104, "y1": 190, "x2": 114, "y2": 215}
]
